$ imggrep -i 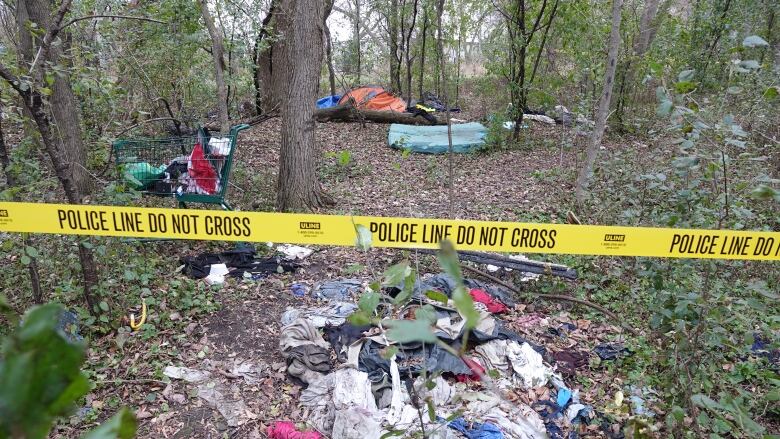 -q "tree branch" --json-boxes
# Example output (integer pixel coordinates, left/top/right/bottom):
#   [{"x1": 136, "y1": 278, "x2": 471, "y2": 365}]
[
  {"x1": 27, "y1": 0, "x2": 74, "y2": 76},
  {"x1": 0, "y1": 62, "x2": 27, "y2": 97},
  {"x1": 59, "y1": 14, "x2": 167, "y2": 30},
  {"x1": 461, "y1": 264, "x2": 640, "y2": 336}
]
